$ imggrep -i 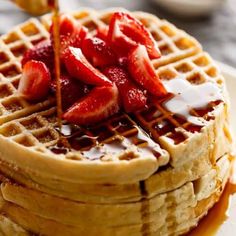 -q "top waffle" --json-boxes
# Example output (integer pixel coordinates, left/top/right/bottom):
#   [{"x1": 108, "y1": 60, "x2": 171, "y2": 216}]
[{"x1": 0, "y1": 8, "x2": 232, "y2": 184}]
